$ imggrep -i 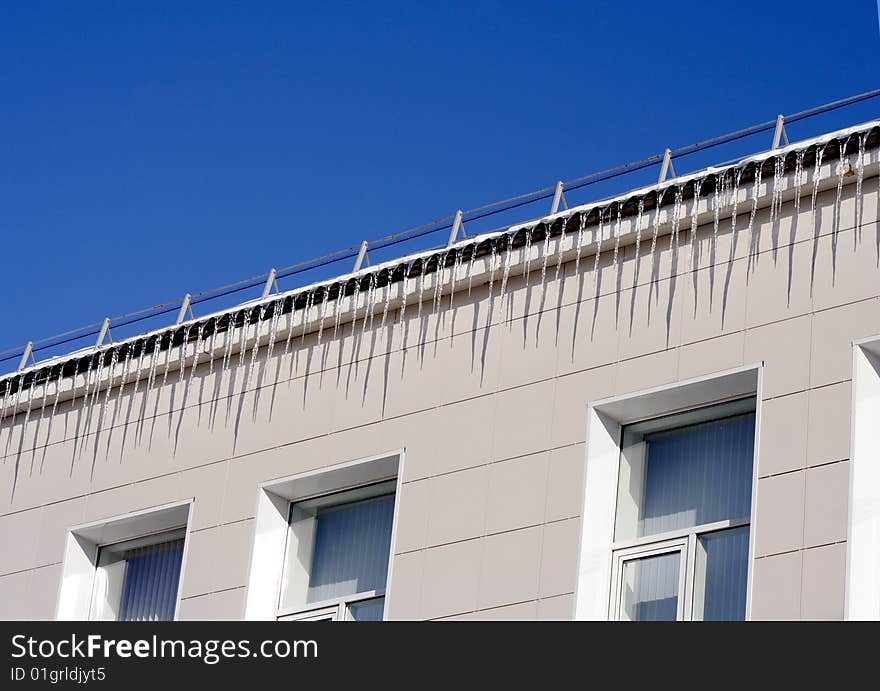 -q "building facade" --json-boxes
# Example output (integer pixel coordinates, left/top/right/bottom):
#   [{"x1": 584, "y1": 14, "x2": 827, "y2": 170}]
[{"x1": 1, "y1": 119, "x2": 879, "y2": 621}]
